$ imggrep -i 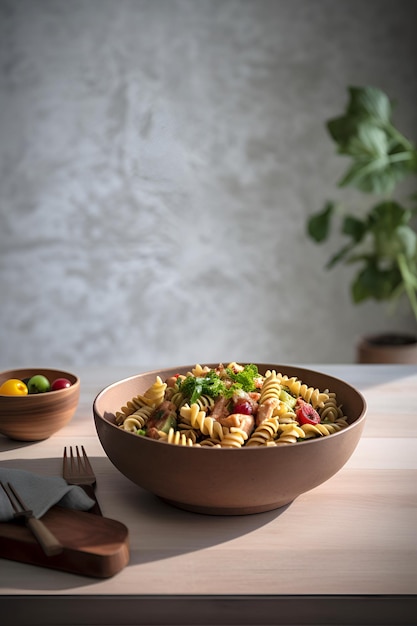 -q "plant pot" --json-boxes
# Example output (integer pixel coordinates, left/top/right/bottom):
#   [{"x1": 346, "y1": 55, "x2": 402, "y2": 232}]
[{"x1": 356, "y1": 333, "x2": 417, "y2": 364}]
